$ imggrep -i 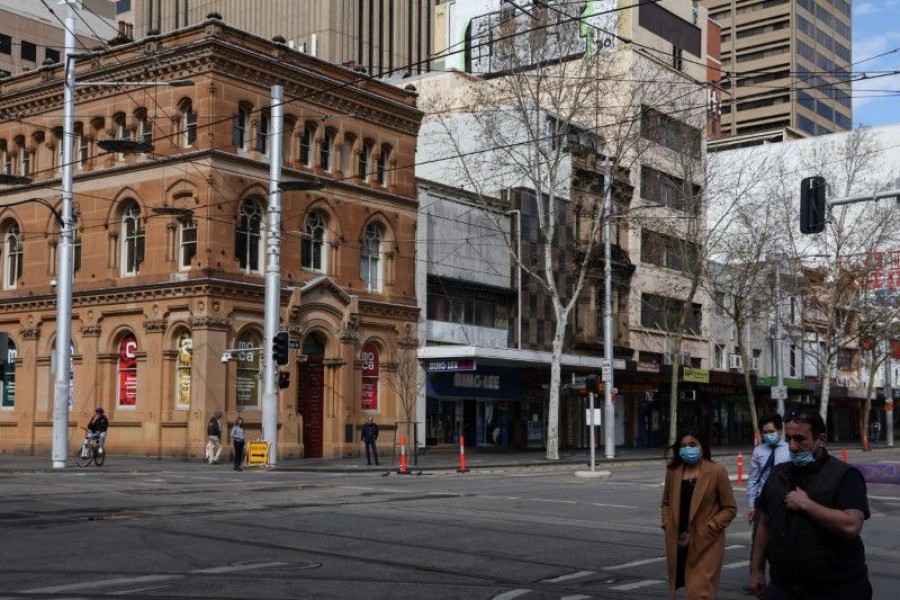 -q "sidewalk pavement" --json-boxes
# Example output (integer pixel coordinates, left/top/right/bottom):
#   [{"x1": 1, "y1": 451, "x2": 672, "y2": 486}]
[{"x1": 3, "y1": 443, "x2": 900, "y2": 476}]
